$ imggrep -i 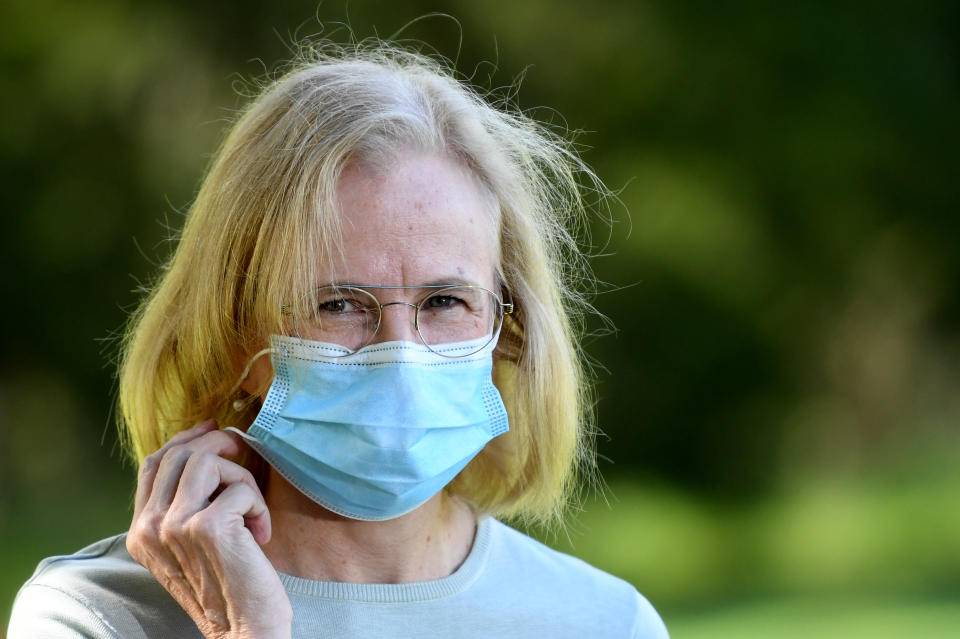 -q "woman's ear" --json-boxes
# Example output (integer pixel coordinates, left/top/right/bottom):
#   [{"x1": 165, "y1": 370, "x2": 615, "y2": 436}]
[{"x1": 233, "y1": 344, "x2": 275, "y2": 396}]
